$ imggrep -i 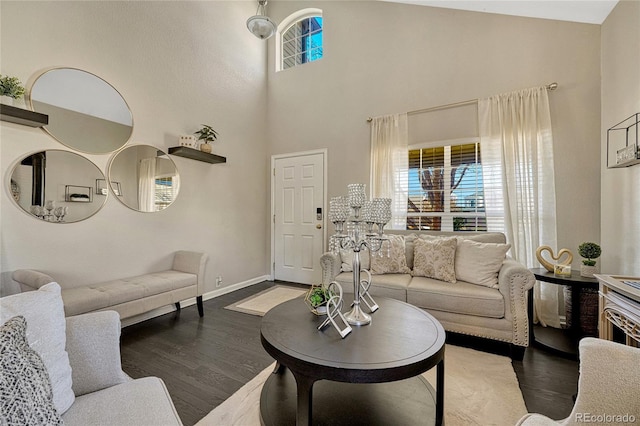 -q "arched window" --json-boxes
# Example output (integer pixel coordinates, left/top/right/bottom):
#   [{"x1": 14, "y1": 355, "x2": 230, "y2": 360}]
[{"x1": 276, "y1": 8, "x2": 323, "y2": 71}]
